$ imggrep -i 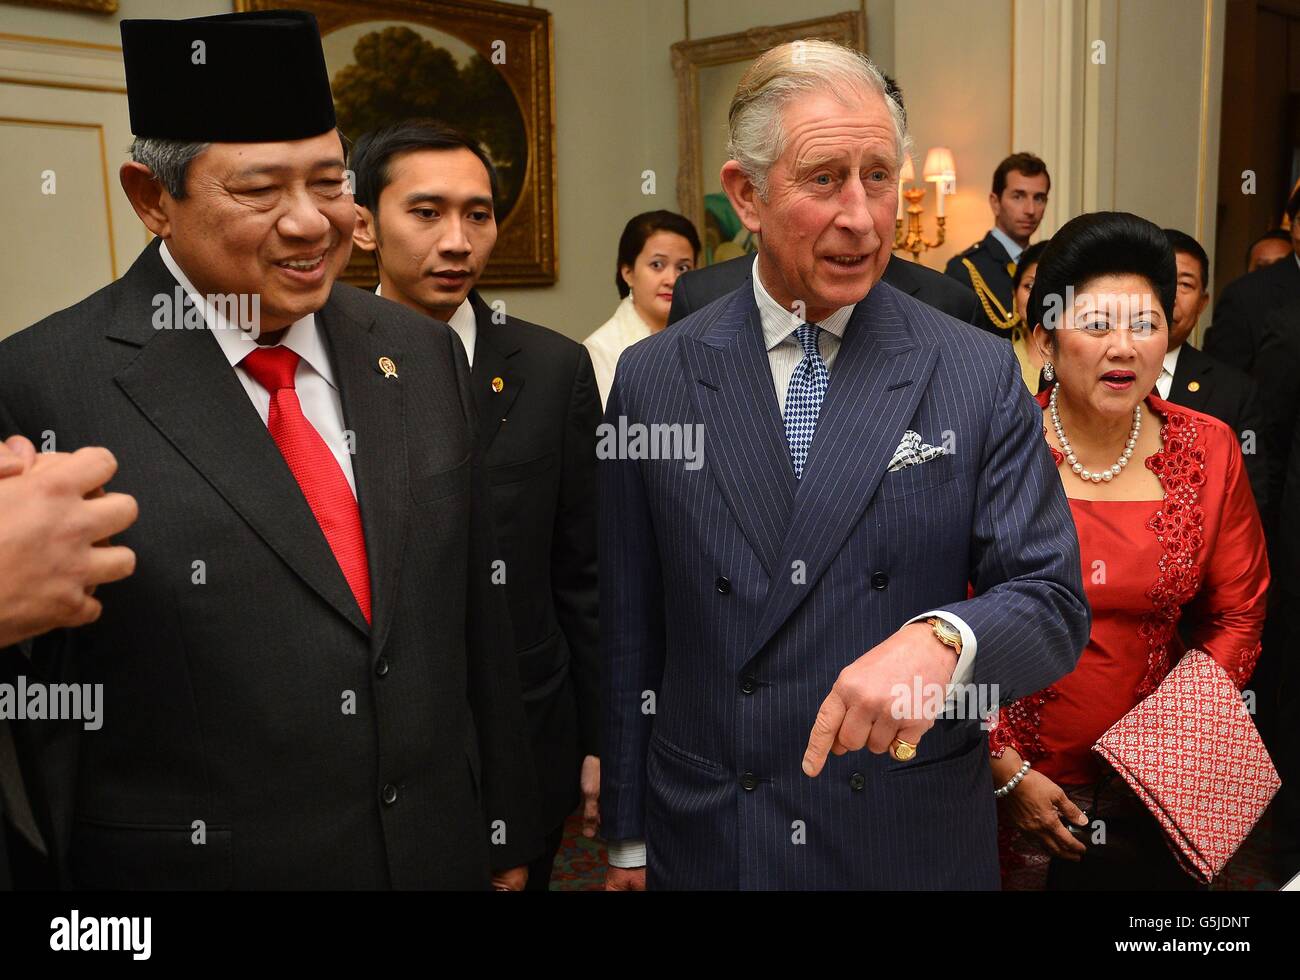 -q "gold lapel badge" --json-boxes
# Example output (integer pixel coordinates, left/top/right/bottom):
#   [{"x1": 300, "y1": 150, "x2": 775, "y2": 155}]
[
  {"x1": 1187, "y1": 380, "x2": 1201, "y2": 393},
  {"x1": 491, "y1": 376, "x2": 504, "y2": 393},
  {"x1": 378, "y1": 356, "x2": 398, "y2": 379}
]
